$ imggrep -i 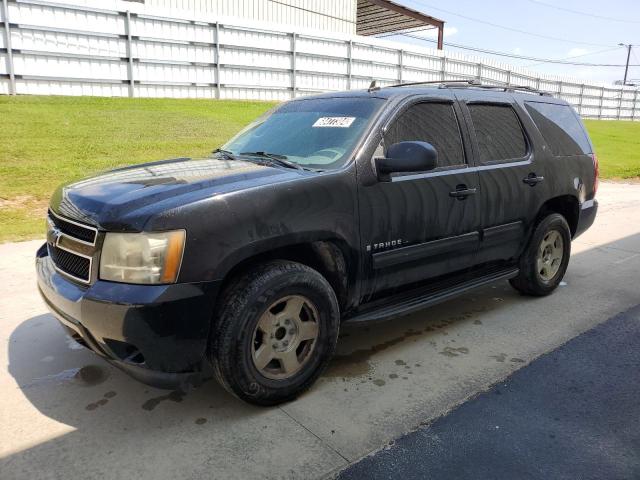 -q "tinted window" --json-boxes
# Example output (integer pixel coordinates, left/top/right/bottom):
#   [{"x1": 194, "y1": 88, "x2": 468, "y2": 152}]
[
  {"x1": 525, "y1": 102, "x2": 591, "y2": 156},
  {"x1": 385, "y1": 102, "x2": 465, "y2": 167},
  {"x1": 468, "y1": 104, "x2": 527, "y2": 162}
]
